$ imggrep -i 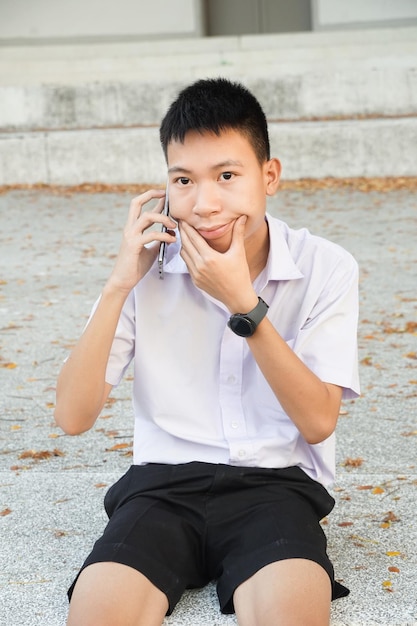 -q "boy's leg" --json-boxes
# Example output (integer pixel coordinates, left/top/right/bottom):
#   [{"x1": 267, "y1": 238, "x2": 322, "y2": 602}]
[
  {"x1": 211, "y1": 467, "x2": 346, "y2": 619},
  {"x1": 67, "y1": 562, "x2": 169, "y2": 626},
  {"x1": 233, "y1": 559, "x2": 331, "y2": 626}
]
